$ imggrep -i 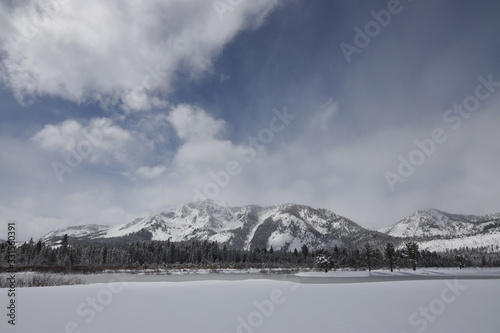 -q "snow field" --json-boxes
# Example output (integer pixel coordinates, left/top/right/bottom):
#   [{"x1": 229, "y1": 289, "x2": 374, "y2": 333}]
[{"x1": 1, "y1": 277, "x2": 499, "y2": 333}]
